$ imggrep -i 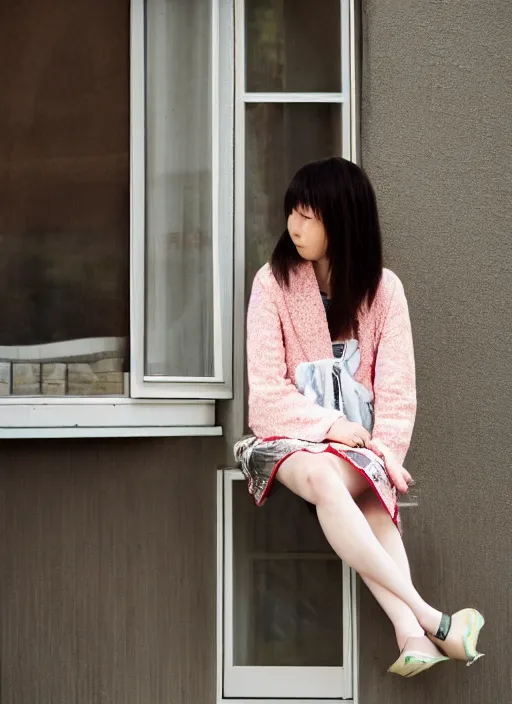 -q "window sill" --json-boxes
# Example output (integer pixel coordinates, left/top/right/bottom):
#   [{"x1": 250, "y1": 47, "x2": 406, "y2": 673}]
[
  {"x1": 217, "y1": 700, "x2": 354, "y2": 704},
  {"x1": 0, "y1": 397, "x2": 221, "y2": 439}
]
